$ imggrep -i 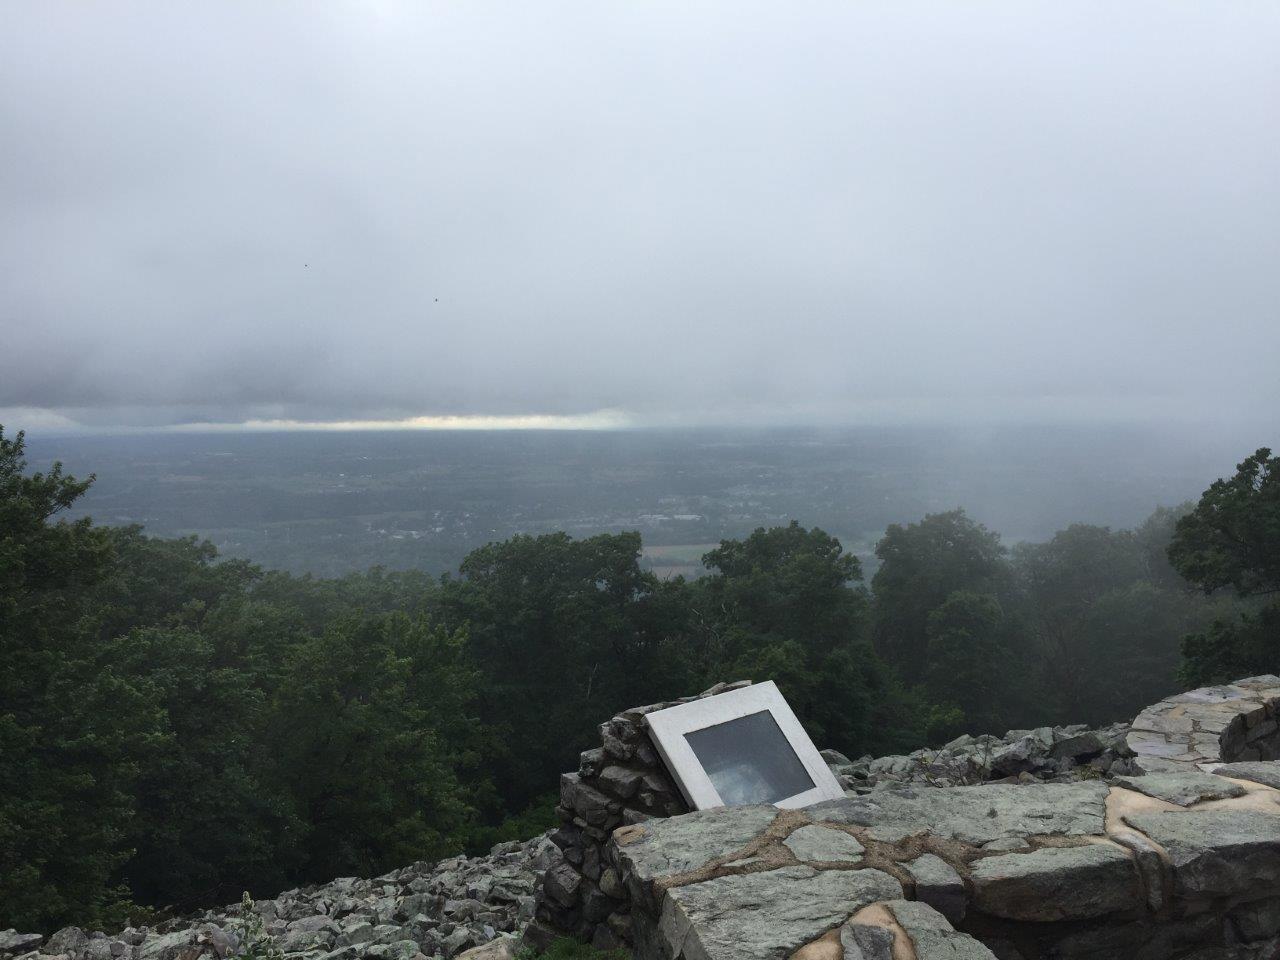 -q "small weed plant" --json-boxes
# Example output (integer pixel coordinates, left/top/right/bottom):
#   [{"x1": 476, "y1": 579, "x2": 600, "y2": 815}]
[{"x1": 236, "y1": 893, "x2": 284, "y2": 960}]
